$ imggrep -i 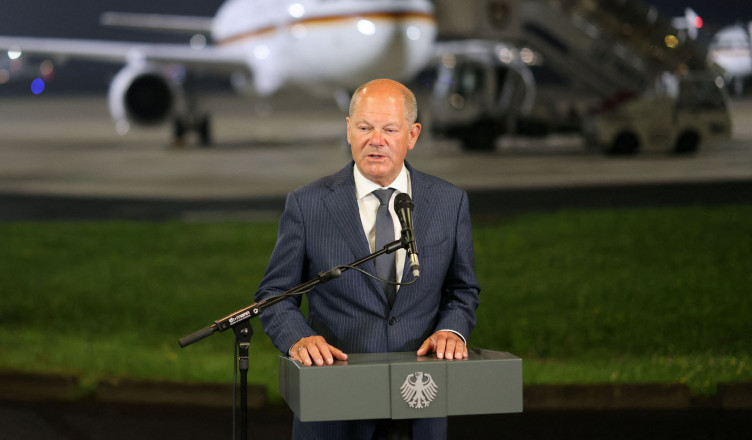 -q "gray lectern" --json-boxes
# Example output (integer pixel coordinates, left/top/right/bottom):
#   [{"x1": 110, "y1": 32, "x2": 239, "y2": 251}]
[{"x1": 279, "y1": 348, "x2": 522, "y2": 422}]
